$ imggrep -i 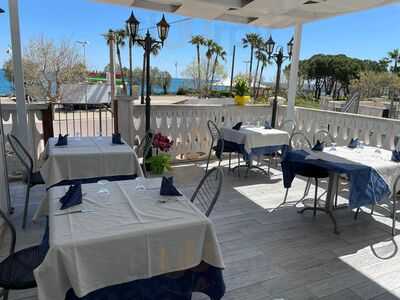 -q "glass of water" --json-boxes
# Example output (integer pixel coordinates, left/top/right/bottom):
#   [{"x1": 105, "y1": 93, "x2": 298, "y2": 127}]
[{"x1": 97, "y1": 180, "x2": 110, "y2": 194}]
